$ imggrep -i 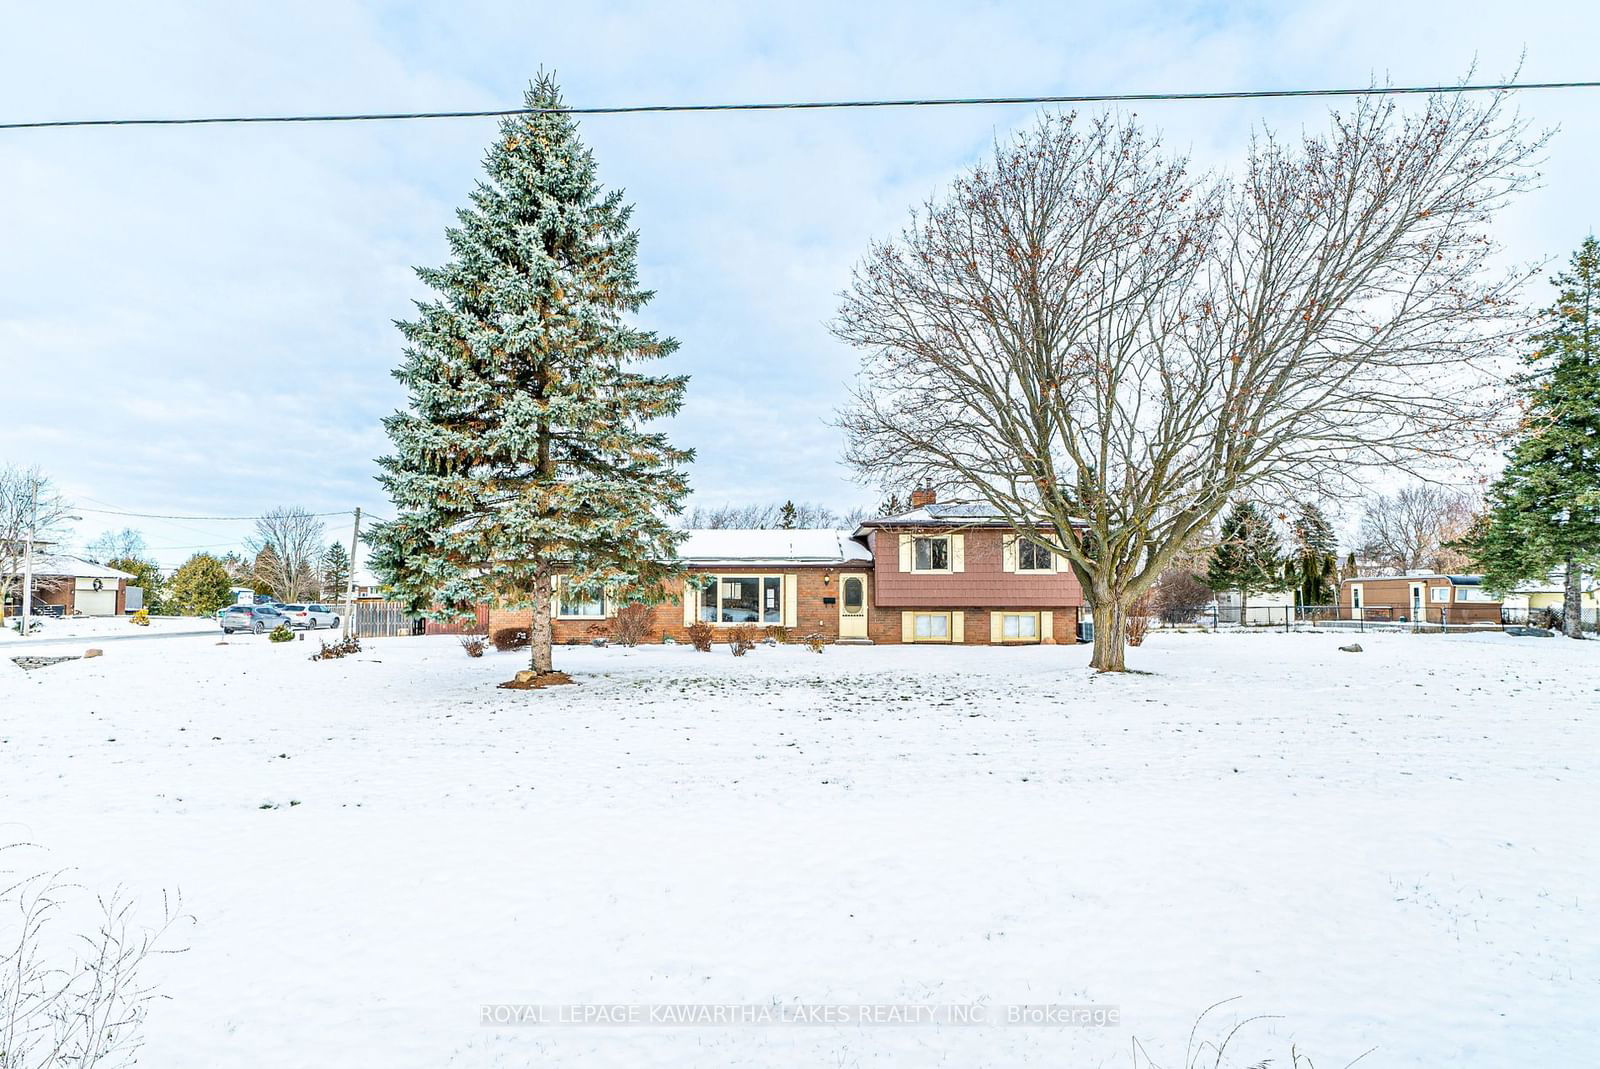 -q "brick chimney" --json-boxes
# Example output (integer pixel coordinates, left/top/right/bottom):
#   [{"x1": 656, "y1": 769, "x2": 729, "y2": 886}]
[{"x1": 909, "y1": 488, "x2": 937, "y2": 508}]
